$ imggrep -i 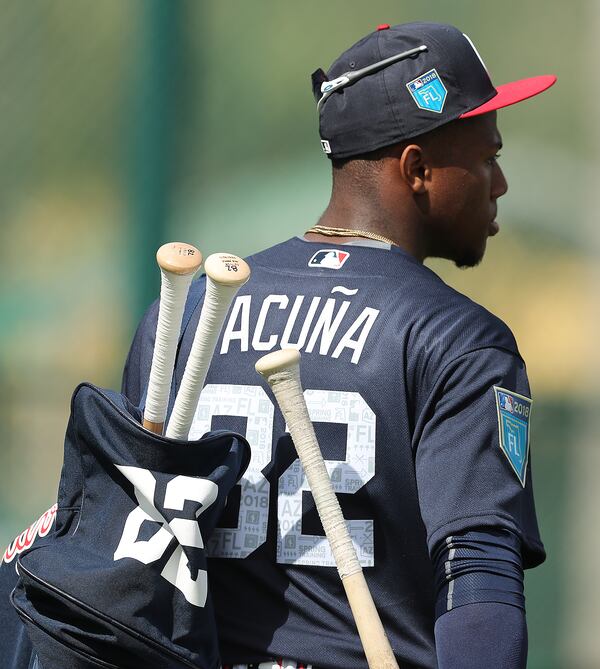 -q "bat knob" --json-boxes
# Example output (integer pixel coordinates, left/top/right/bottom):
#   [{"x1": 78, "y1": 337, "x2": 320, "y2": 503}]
[
  {"x1": 156, "y1": 242, "x2": 203, "y2": 275},
  {"x1": 255, "y1": 348, "x2": 301, "y2": 378},
  {"x1": 204, "y1": 253, "x2": 251, "y2": 287}
]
